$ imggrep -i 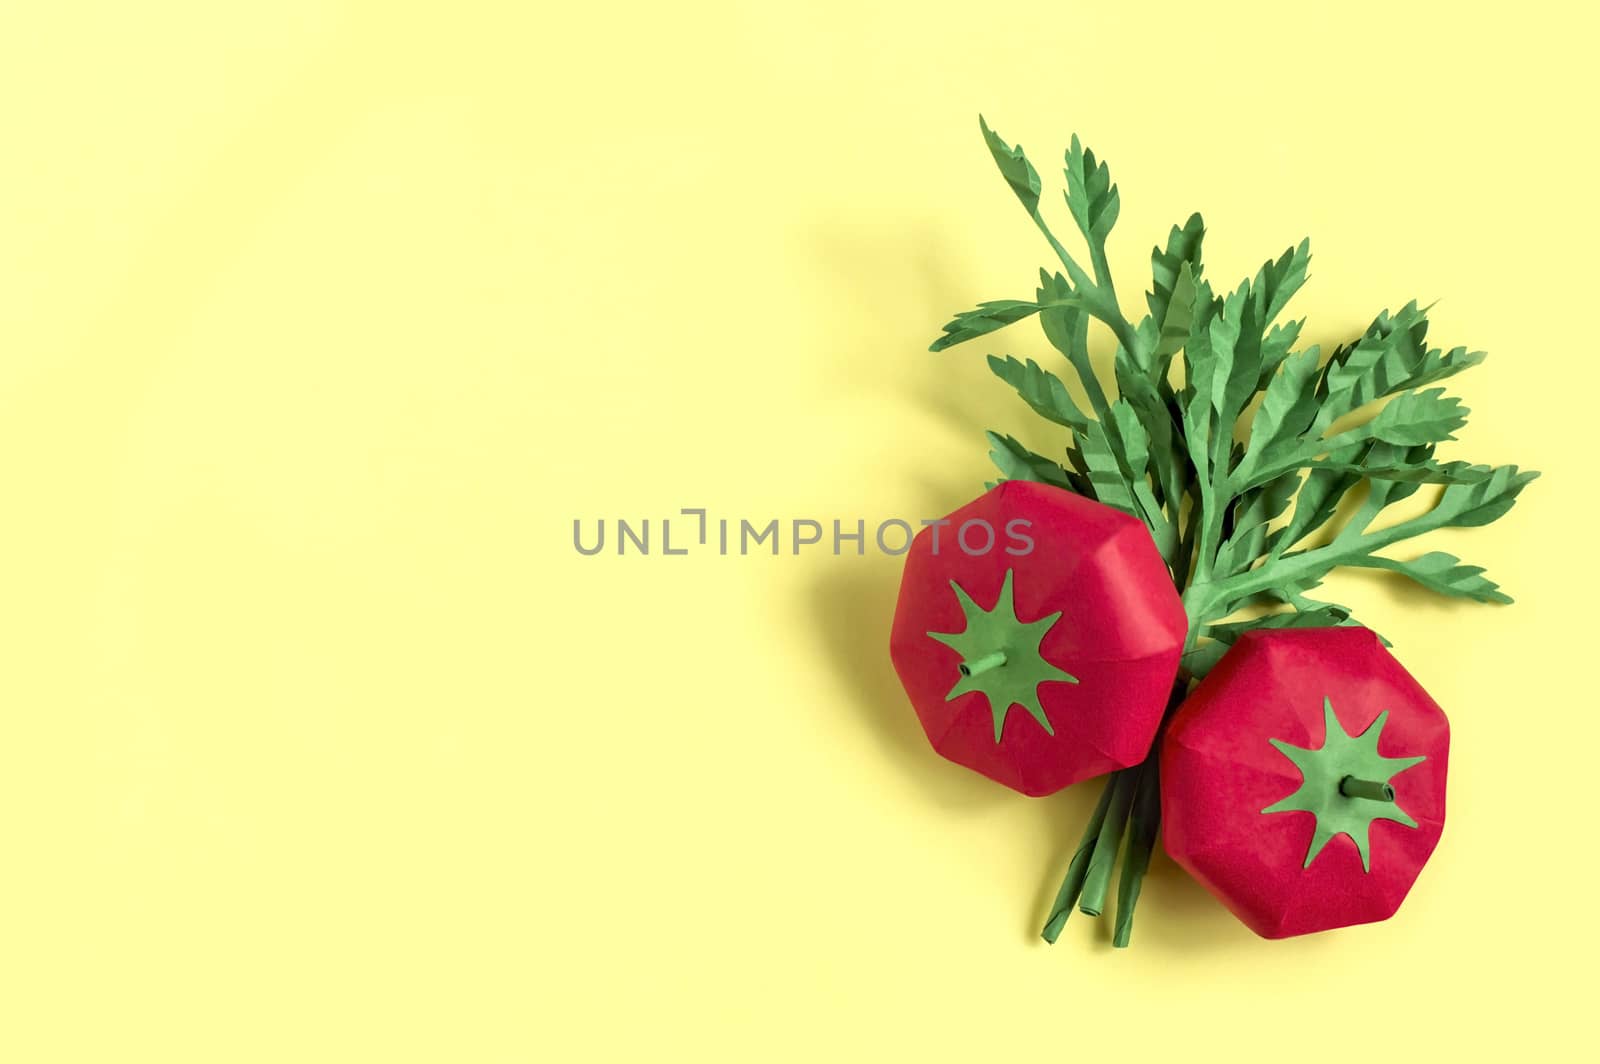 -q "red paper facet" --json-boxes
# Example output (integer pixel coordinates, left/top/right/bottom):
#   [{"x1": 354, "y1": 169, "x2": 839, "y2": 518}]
[
  {"x1": 889, "y1": 481, "x2": 1186, "y2": 797},
  {"x1": 1160, "y1": 627, "x2": 1450, "y2": 938}
]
